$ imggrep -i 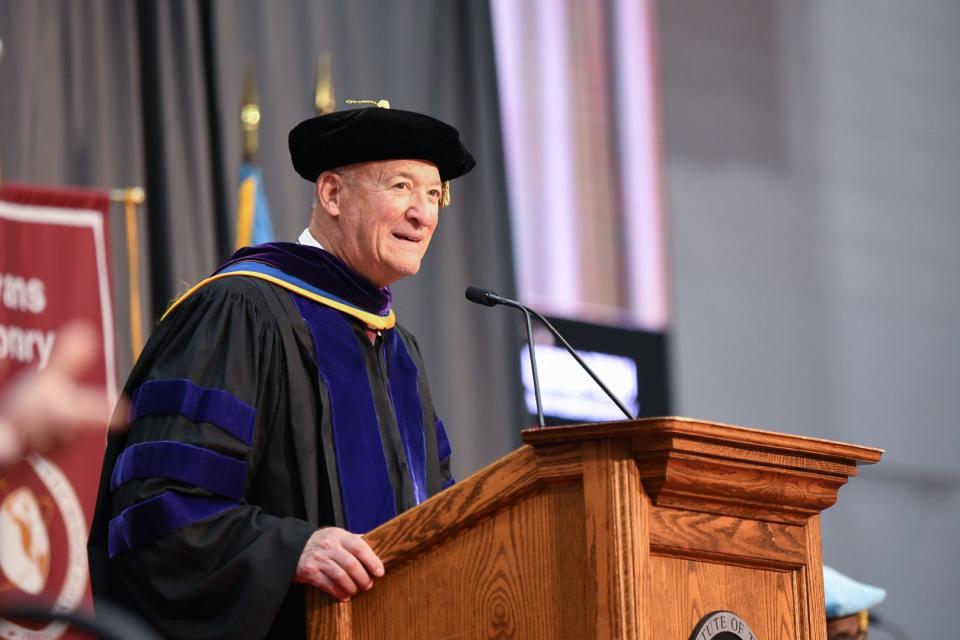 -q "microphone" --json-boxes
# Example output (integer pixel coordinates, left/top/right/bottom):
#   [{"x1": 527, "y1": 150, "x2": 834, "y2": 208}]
[
  {"x1": 466, "y1": 287, "x2": 545, "y2": 427},
  {"x1": 465, "y1": 286, "x2": 636, "y2": 426},
  {"x1": 464, "y1": 286, "x2": 499, "y2": 307}
]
